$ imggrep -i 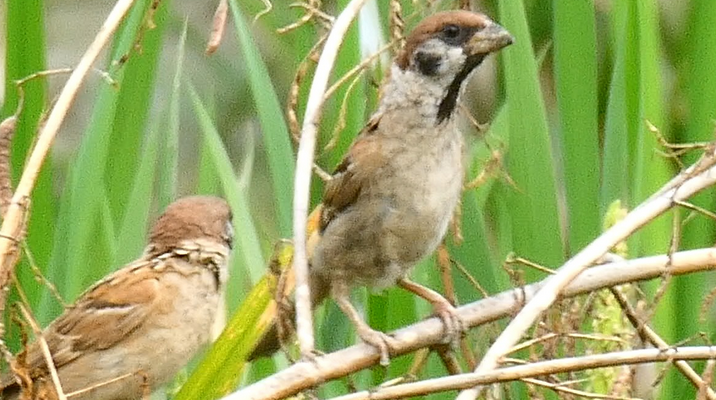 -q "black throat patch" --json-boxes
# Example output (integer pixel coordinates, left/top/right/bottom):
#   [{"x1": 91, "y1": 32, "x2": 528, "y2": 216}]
[{"x1": 436, "y1": 54, "x2": 486, "y2": 124}]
